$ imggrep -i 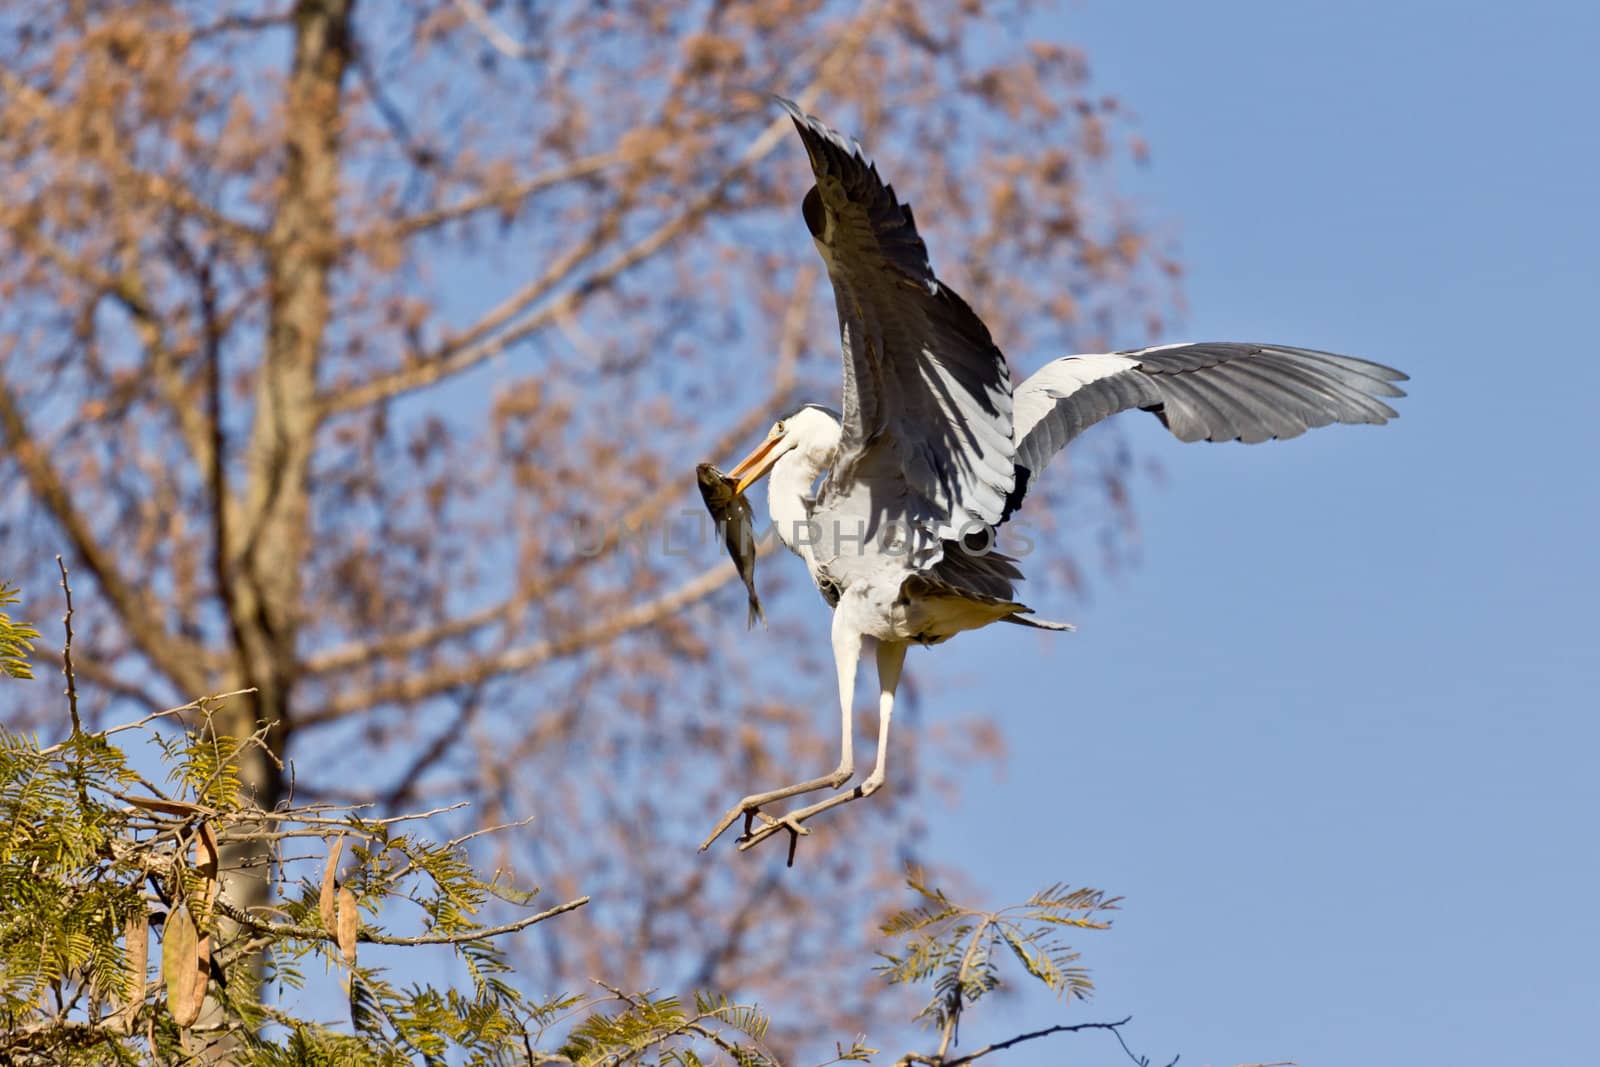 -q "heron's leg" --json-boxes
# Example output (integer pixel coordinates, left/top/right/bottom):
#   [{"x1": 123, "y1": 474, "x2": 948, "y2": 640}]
[
  {"x1": 825, "y1": 605, "x2": 864, "y2": 783},
  {"x1": 698, "y1": 616, "x2": 864, "y2": 852},
  {"x1": 862, "y1": 637, "x2": 905, "y2": 788},
  {"x1": 738, "y1": 640, "x2": 907, "y2": 863}
]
